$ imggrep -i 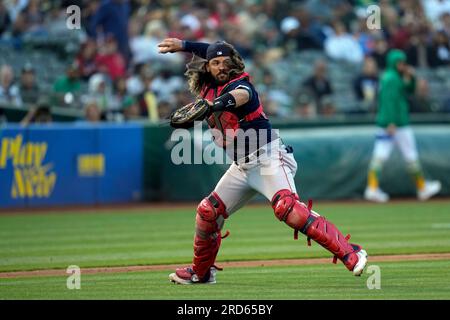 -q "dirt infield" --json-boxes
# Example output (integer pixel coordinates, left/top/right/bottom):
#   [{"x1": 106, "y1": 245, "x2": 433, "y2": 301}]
[
  {"x1": 2, "y1": 197, "x2": 450, "y2": 216},
  {"x1": 1, "y1": 253, "x2": 449, "y2": 279}
]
